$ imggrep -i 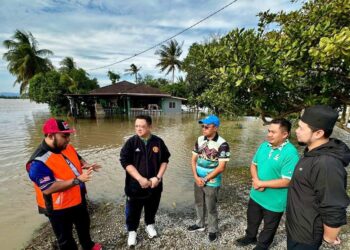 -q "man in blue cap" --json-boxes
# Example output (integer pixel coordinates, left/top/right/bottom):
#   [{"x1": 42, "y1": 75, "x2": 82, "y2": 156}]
[{"x1": 187, "y1": 115, "x2": 230, "y2": 242}]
